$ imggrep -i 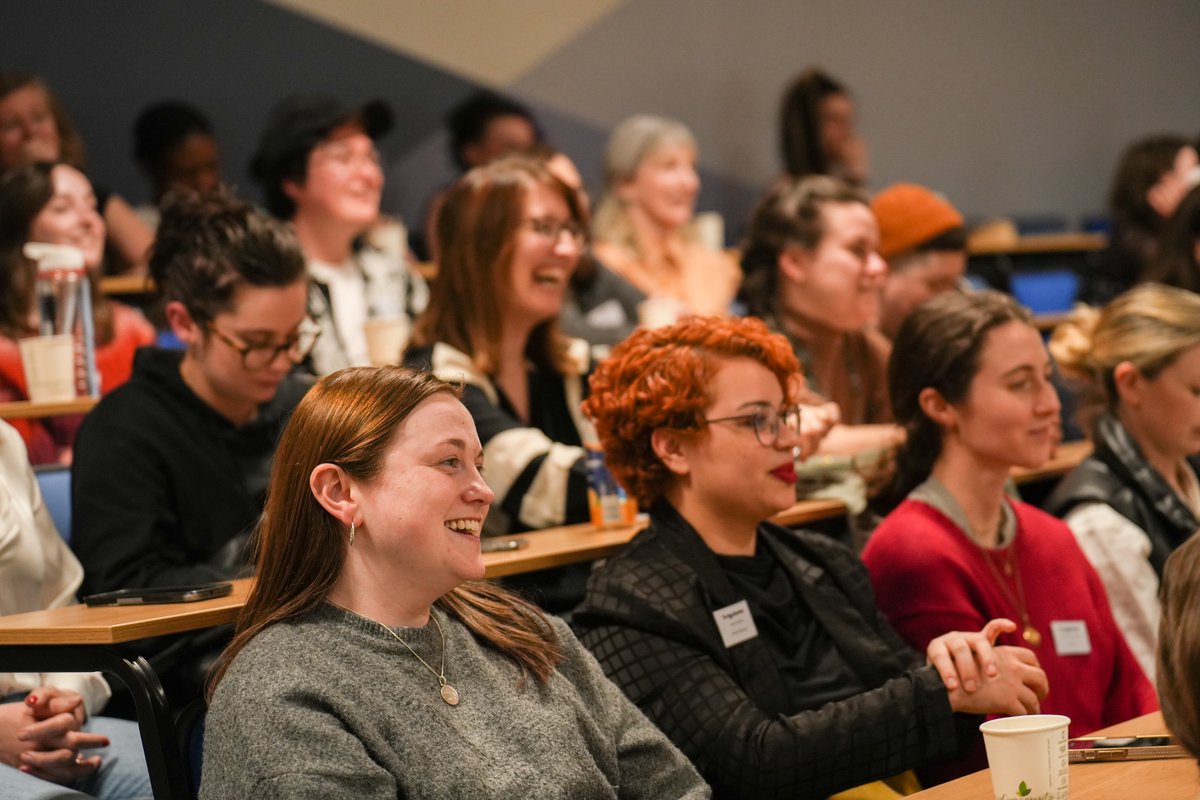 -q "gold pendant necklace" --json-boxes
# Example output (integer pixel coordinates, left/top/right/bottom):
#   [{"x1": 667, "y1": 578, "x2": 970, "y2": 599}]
[
  {"x1": 335, "y1": 603, "x2": 460, "y2": 705},
  {"x1": 980, "y1": 544, "x2": 1042, "y2": 648}
]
